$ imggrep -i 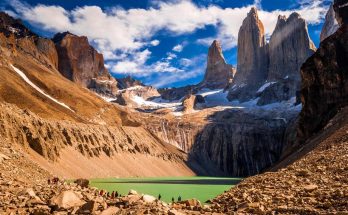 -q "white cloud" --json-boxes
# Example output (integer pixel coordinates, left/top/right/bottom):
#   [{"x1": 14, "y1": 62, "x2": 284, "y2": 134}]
[
  {"x1": 150, "y1": 40, "x2": 160, "y2": 46},
  {"x1": 172, "y1": 44, "x2": 184, "y2": 52},
  {"x1": 7, "y1": 0, "x2": 329, "y2": 85}
]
